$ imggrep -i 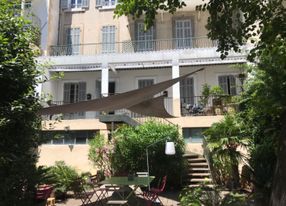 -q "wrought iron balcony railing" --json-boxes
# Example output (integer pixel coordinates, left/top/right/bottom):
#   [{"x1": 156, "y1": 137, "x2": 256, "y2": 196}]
[
  {"x1": 49, "y1": 36, "x2": 217, "y2": 56},
  {"x1": 180, "y1": 95, "x2": 238, "y2": 116}
]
